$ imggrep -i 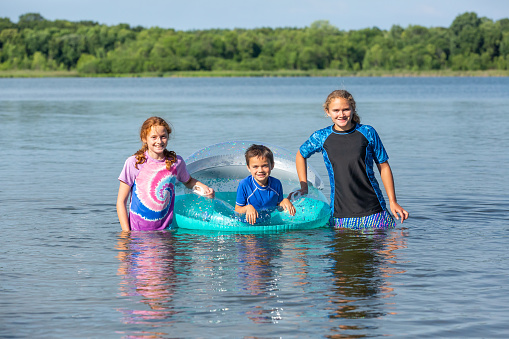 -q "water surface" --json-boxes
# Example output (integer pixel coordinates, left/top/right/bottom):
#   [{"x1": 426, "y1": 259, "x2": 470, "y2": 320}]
[{"x1": 1, "y1": 77, "x2": 508, "y2": 338}]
